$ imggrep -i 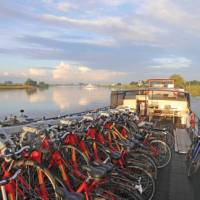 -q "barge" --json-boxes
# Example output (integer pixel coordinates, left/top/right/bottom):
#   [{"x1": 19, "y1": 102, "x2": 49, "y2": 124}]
[
  {"x1": 111, "y1": 78, "x2": 199, "y2": 200},
  {"x1": 111, "y1": 79, "x2": 191, "y2": 128},
  {"x1": 0, "y1": 78, "x2": 199, "y2": 200}
]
